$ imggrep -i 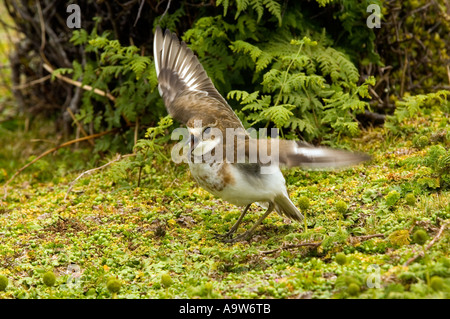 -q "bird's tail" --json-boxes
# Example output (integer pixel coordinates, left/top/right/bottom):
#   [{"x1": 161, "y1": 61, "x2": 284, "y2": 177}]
[{"x1": 274, "y1": 195, "x2": 304, "y2": 222}]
